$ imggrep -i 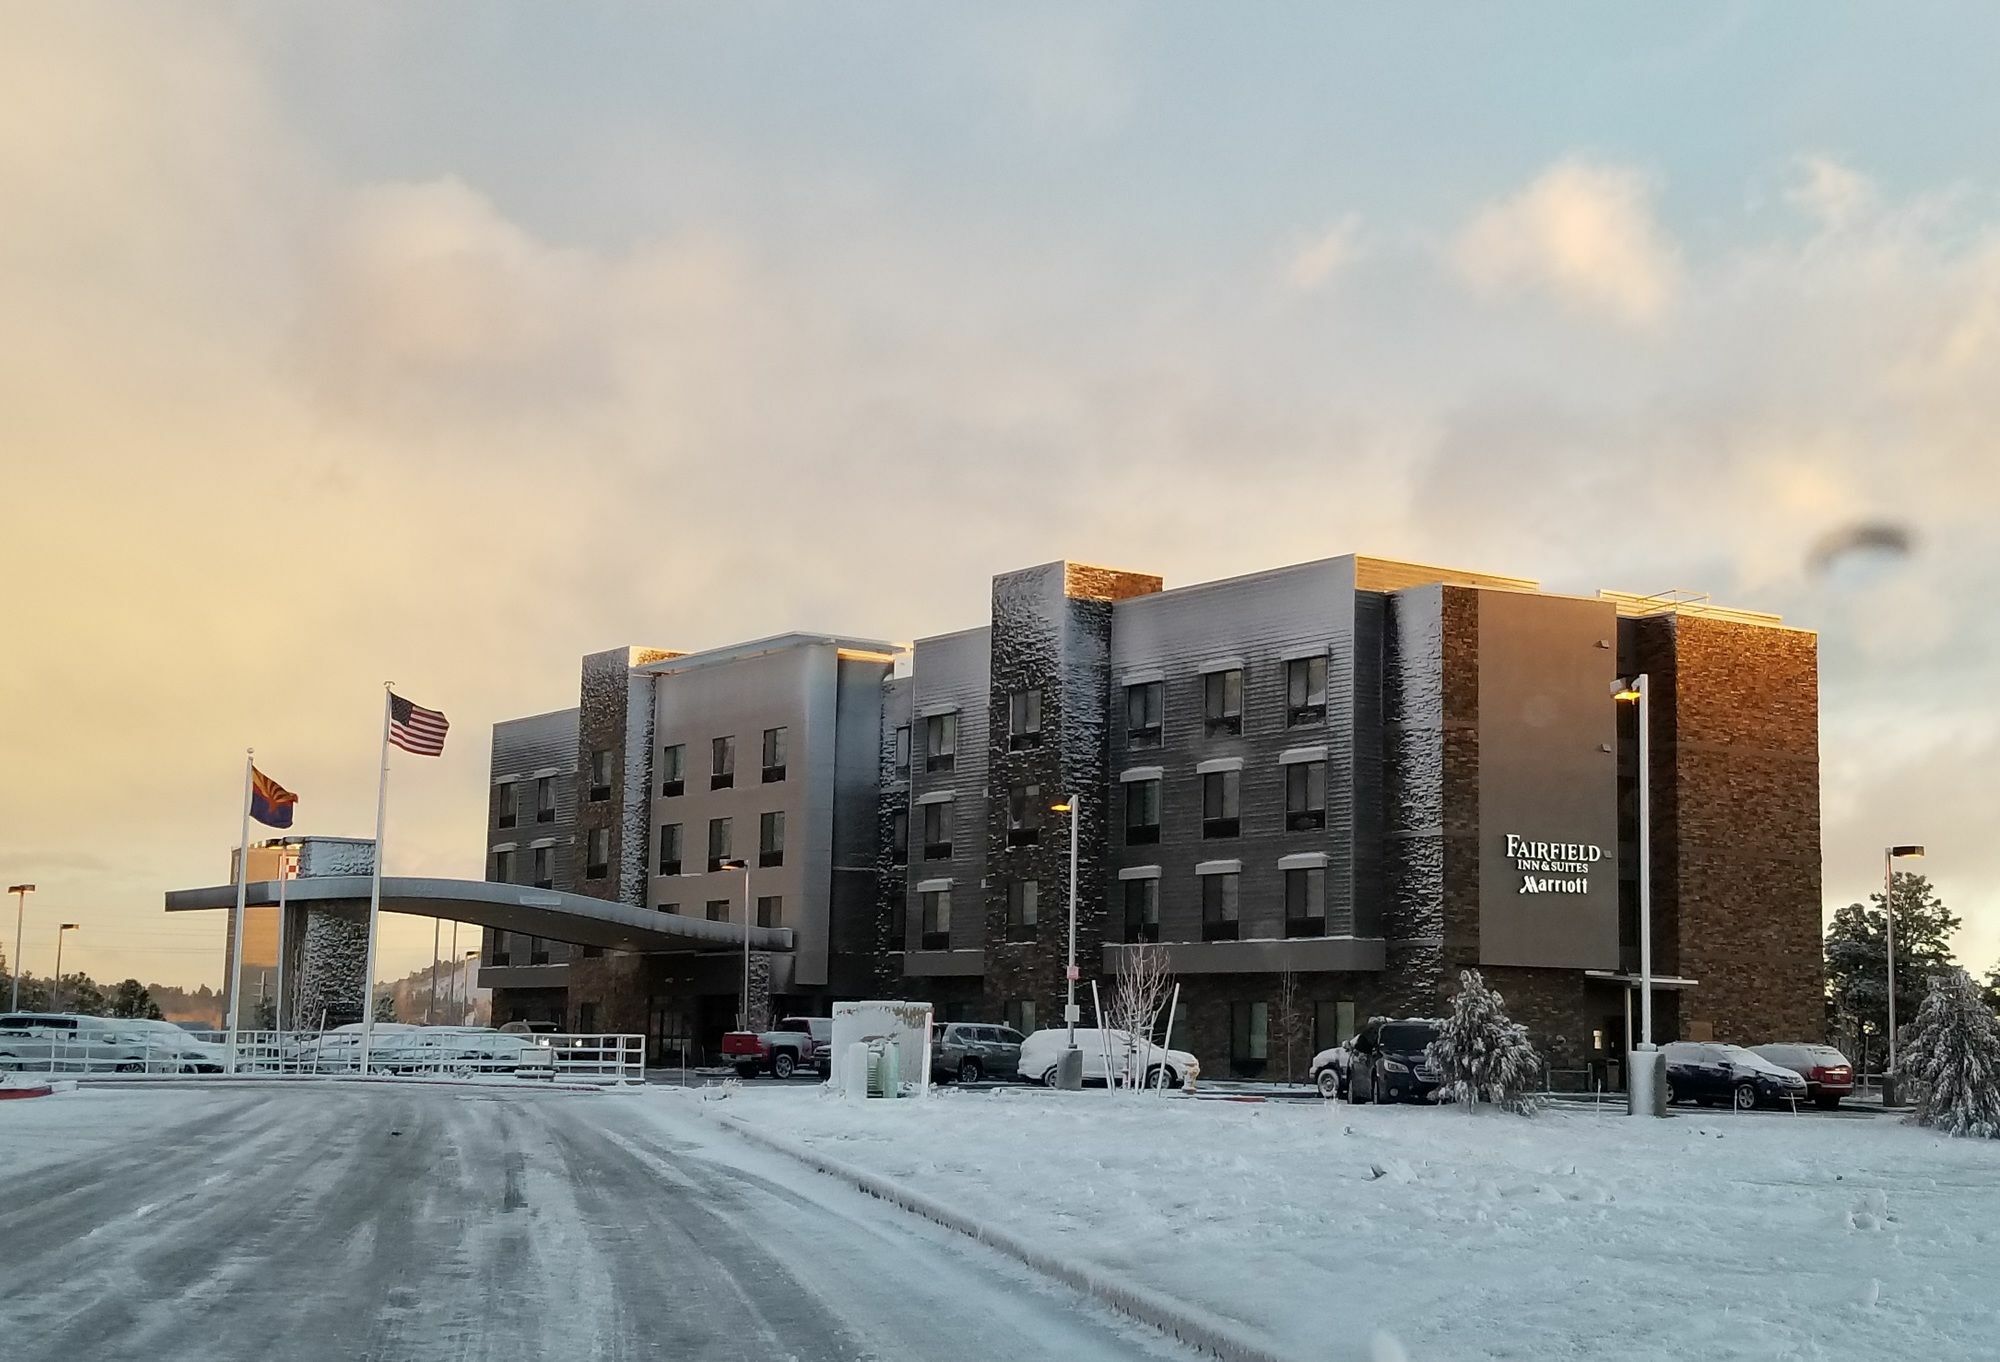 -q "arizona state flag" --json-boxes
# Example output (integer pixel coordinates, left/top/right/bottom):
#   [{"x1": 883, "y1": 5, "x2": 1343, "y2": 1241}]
[{"x1": 250, "y1": 767, "x2": 298, "y2": 829}]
